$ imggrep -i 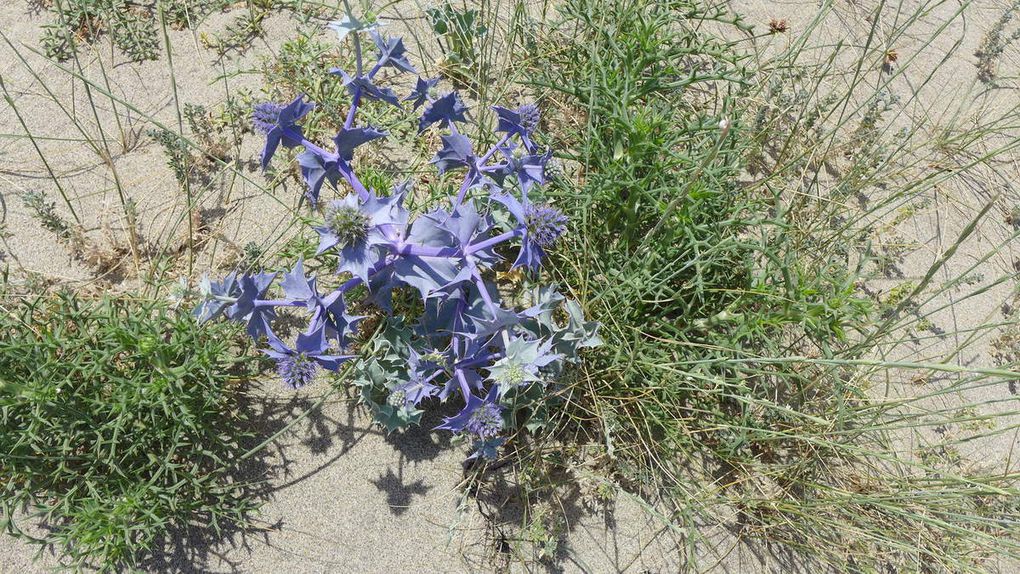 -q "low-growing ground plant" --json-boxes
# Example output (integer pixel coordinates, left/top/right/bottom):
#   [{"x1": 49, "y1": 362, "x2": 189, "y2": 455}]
[{"x1": 0, "y1": 291, "x2": 259, "y2": 571}]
